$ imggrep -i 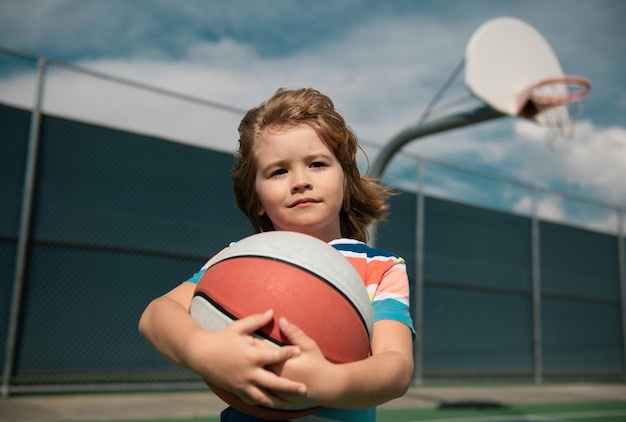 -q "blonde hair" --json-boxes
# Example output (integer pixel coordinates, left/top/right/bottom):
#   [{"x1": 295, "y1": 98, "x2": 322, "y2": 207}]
[{"x1": 232, "y1": 88, "x2": 391, "y2": 242}]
